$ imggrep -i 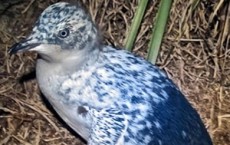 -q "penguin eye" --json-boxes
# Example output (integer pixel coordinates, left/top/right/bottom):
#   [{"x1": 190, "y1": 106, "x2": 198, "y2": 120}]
[{"x1": 58, "y1": 28, "x2": 69, "y2": 38}]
